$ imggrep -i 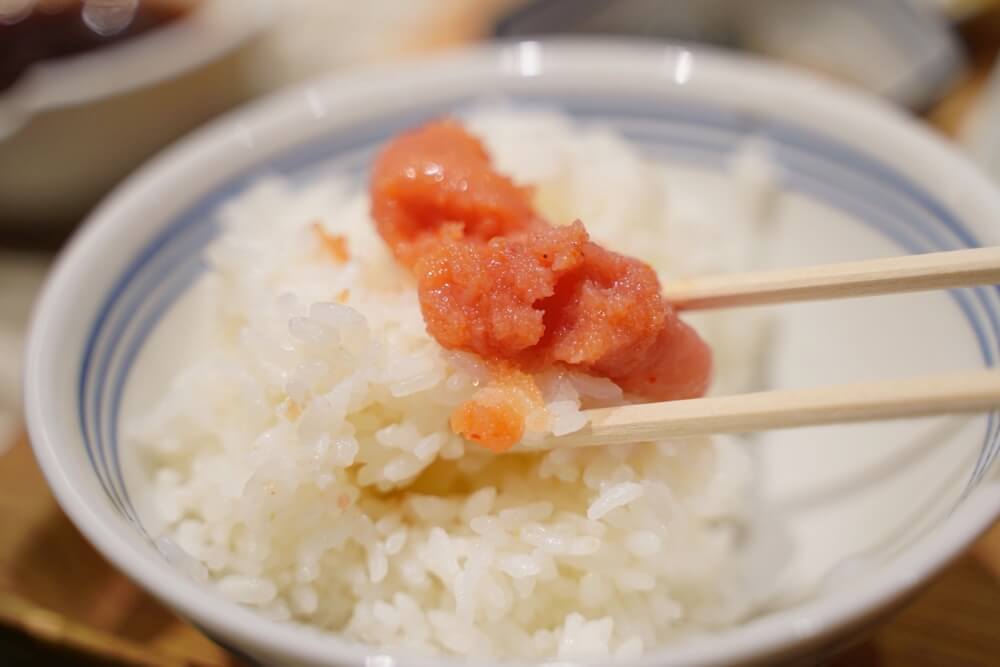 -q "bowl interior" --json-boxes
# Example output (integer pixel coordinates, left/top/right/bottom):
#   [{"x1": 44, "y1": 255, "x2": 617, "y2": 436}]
[{"x1": 28, "y1": 43, "x2": 1000, "y2": 666}]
